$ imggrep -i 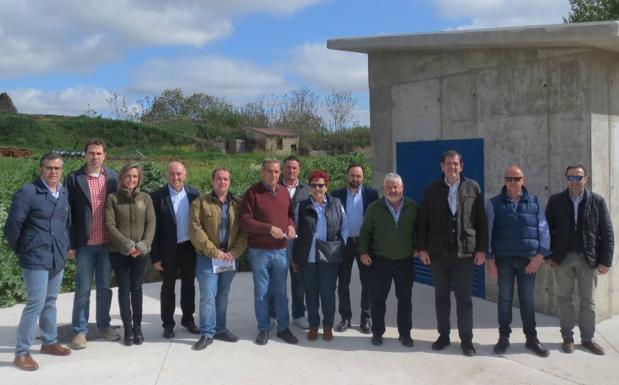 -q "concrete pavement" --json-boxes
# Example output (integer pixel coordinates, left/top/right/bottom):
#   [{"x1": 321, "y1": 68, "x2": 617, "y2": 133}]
[{"x1": 0, "y1": 269, "x2": 617, "y2": 385}]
